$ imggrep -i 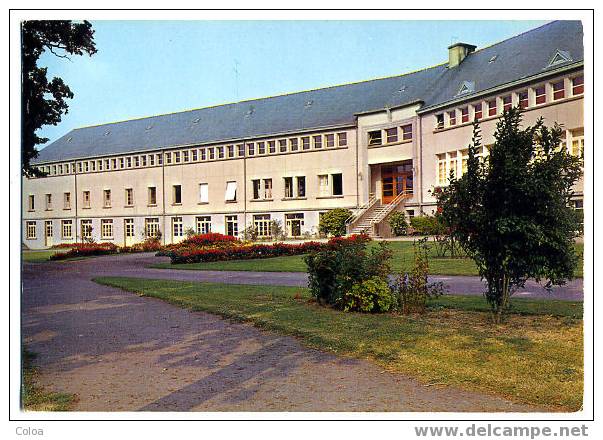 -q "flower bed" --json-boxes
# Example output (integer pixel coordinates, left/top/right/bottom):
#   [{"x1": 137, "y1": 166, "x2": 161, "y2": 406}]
[
  {"x1": 165, "y1": 234, "x2": 368, "y2": 264},
  {"x1": 49, "y1": 242, "x2": 119, "y2": 260}
]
